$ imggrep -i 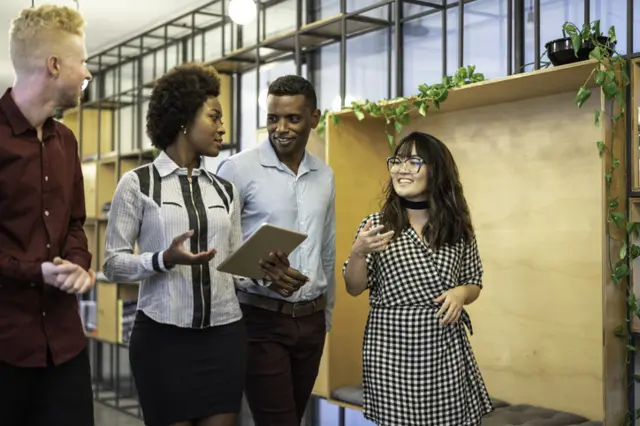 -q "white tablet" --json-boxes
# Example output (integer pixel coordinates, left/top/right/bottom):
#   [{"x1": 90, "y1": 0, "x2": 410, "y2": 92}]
[{"x1": 216, "y1": 223, "x2": 308, "y2": 280}]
